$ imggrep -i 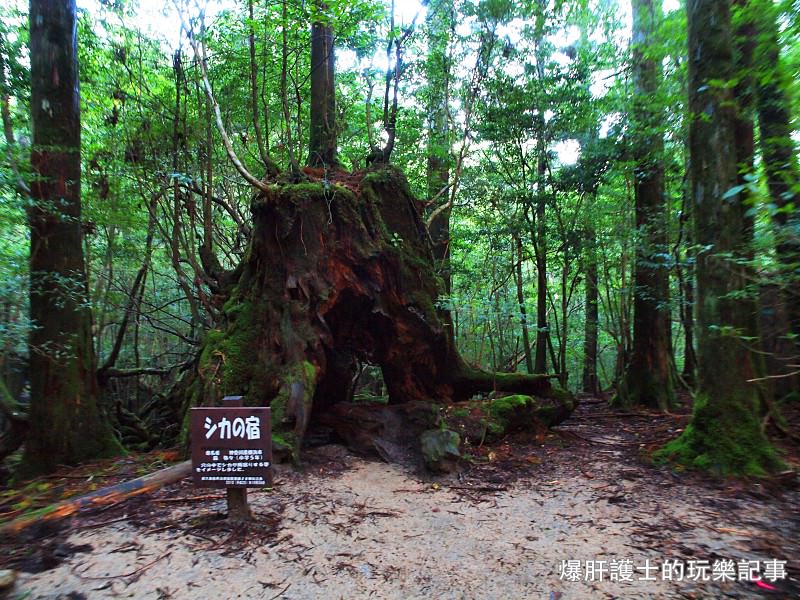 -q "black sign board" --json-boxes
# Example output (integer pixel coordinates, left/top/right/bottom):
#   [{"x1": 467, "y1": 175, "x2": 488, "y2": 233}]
[{"x1": 190, "y1": 406, "x2": 272, "y2": 488}]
